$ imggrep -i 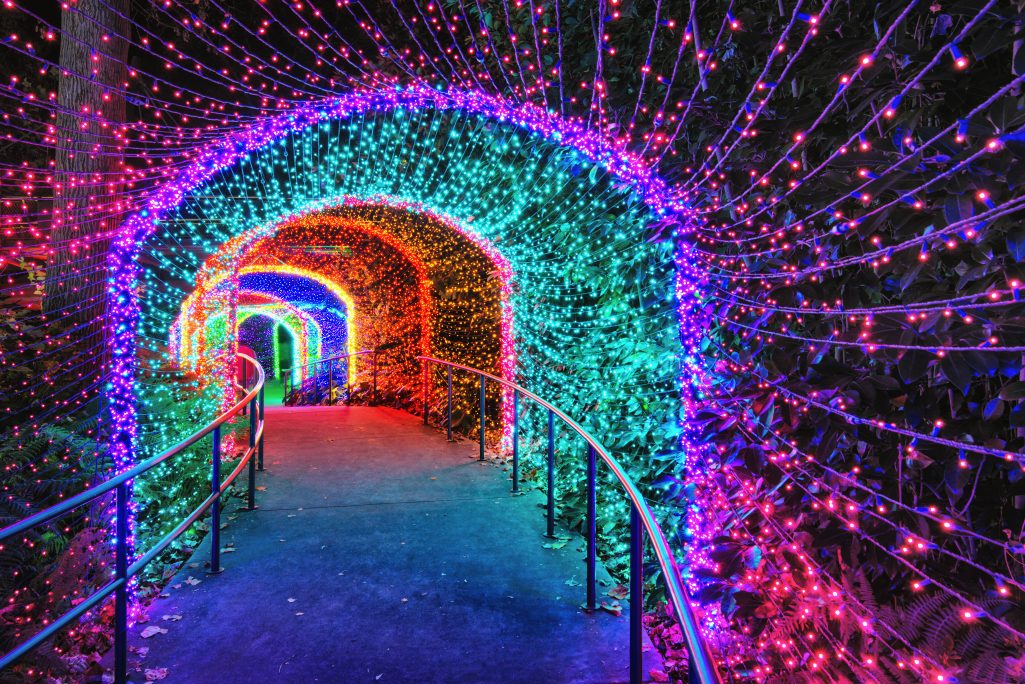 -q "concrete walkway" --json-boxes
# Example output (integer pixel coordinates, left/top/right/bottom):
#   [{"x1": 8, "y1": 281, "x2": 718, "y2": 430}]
[{"x1": 125, "y1": 406, "x2": 657, "y2": 683}]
